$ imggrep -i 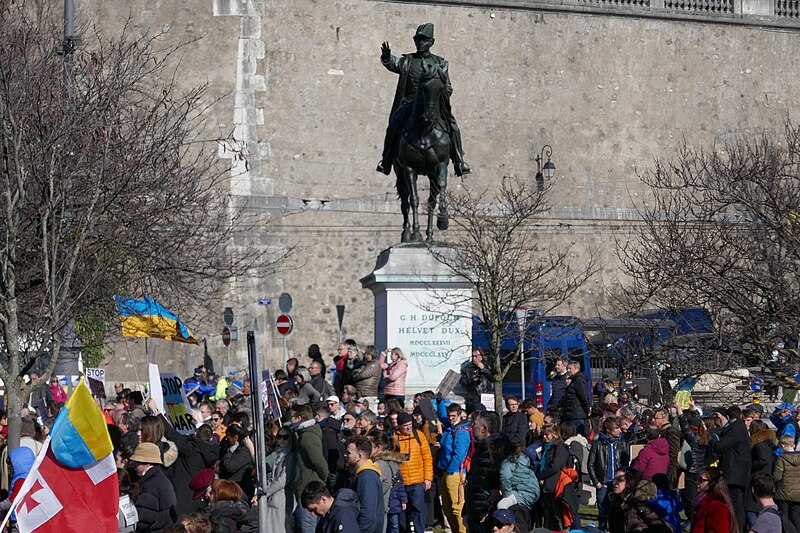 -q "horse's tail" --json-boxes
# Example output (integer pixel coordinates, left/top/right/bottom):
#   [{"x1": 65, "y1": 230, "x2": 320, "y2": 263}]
[{"x1": 395, "y1": 165, "x2": 409, "y2": 201}]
